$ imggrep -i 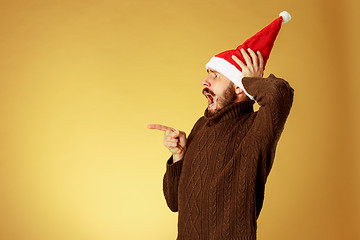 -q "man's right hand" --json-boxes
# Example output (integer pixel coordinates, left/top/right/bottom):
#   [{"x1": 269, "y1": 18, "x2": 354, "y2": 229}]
[{"x1": 148, "y1": 124, "x2": 187, "y2": 163}]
